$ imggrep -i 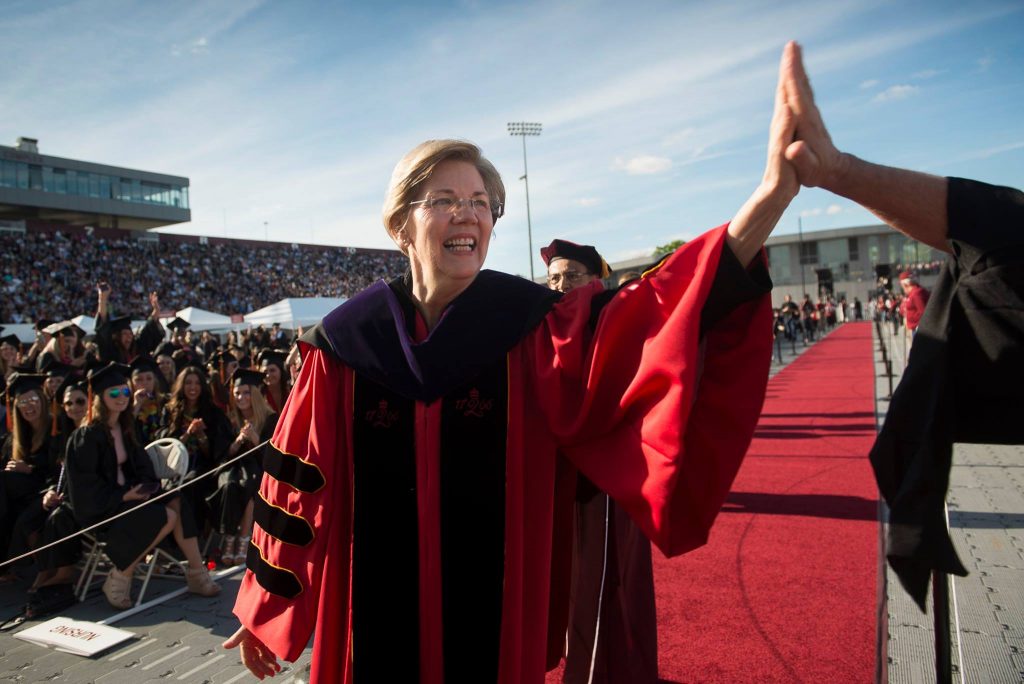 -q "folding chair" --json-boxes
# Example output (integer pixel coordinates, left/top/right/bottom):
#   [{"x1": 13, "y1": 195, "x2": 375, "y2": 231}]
[{"x1": 74, "y1": 438, "x2": 191, "y2": 607}]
